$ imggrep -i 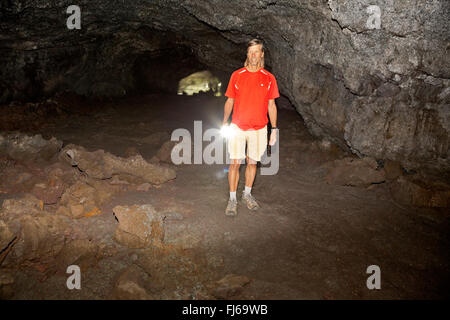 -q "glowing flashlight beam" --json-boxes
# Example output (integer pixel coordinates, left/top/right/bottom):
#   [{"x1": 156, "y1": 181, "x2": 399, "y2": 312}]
[{"x1": 220, "y1": 125, "x2": 235, "y2": 139}]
